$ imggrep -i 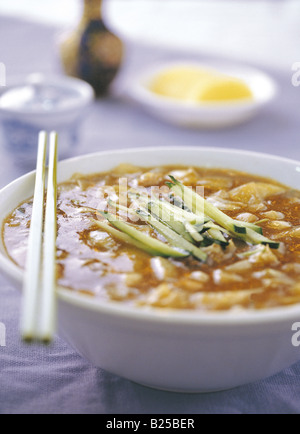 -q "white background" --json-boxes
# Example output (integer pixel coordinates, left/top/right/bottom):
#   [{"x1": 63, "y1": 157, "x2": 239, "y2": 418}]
[{"x1": 0, "y1": 0, "x2": 299, "y2": 71}]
